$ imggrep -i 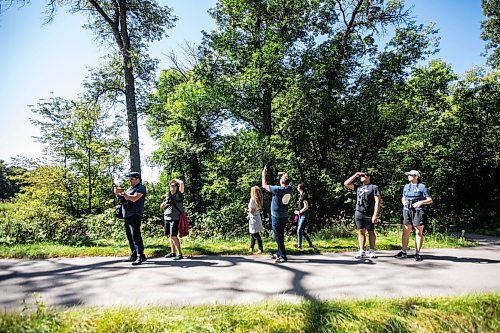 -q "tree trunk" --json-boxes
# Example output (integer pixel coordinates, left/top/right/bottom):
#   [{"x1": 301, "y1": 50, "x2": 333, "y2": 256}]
[
  {"x1": 118, "y1": 0, "x2": 141, "y2": 174},
  {"x1": 123, "y1": 53, "x2": 141, "y2": 174}
]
